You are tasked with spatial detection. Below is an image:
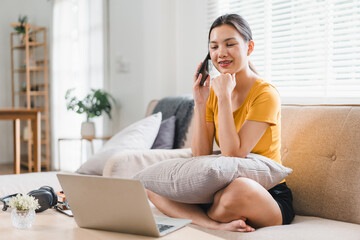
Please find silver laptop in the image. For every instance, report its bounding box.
[57,174,192,237]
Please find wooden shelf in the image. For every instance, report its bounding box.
[36,60,46,65]
[15,108,45,112]
[13,67,44,72]
[20,157,49,169]
[21,138,48,144]
[11,23,44,31]
[16,91,47,96]
[11,23,50,172]
[12,42,45,49]
[24,83,46,89]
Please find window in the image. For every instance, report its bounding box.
[207,0,360,103]
[52,0,106,171]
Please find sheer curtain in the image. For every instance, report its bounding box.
[52,0,106,171]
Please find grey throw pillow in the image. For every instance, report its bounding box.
[134,153,292,204]
[151,116,176,149]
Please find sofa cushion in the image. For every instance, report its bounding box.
[149,203,360,240]
[281,105,360,225]
[134,153,292,204]
[76,112,162,175]
[152,96,194,149]
[102,148,193,178]
[145,99,194,148]
[190,215,360,240]
[151,116,176,149]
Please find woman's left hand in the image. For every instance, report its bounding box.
[212,73,236,100]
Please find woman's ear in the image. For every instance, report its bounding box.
[247,40,254,56]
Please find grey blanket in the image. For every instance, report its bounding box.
[152,95,194,148]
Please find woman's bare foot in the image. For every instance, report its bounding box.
[217,218,255,232]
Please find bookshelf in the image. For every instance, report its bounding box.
[10,23,50,171]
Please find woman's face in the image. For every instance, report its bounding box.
[209,24,251,75]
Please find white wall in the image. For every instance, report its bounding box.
[0,0,53,164]
[174,0,209,95]
[108,0,146,132]
[108,0,208,132]
[0,0,207,164]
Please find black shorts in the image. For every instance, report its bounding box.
[268,182,295,225]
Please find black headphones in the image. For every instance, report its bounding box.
[0,186,58,213]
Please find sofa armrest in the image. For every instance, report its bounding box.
[102,148,193,178]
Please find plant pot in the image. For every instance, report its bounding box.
[18,33,26,44]
[11,209,36,229]
[81,122,95,139]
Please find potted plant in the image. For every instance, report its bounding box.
[8,194,40,229]
[13,15,28,44]
[65,88,116,138]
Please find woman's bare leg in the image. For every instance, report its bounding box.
[207,177,282,229]
[146,189,255,232]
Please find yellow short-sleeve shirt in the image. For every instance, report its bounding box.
[206,79,282,165]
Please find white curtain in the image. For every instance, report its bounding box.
[52,0,106,171]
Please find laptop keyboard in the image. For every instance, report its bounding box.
[157,224,174,232]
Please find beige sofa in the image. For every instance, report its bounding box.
[1,100,360,240]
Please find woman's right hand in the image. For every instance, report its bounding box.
[192,62,211,105]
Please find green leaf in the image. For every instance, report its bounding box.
[64,88,116,121]
[14,15,27,34]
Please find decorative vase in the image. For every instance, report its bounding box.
[18,33,26,44]
[11,209,36,229]
[81,121,95,139]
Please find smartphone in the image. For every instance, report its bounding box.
[197,53,210,86]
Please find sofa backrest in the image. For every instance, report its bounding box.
[147,100,360,224]
[281,104,360,225]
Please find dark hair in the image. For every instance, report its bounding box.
[209,14,258,74]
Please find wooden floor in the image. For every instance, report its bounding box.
[0,163,51,175]
[0,163,35,175]
[0,163,13,175]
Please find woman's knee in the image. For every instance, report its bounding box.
[207,178,259,222]
[209,178,283,227]
[218,177,260,210]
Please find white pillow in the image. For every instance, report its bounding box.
[76,112,162,175]
[134,153,292,204]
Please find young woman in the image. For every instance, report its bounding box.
[147,14,295,232]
